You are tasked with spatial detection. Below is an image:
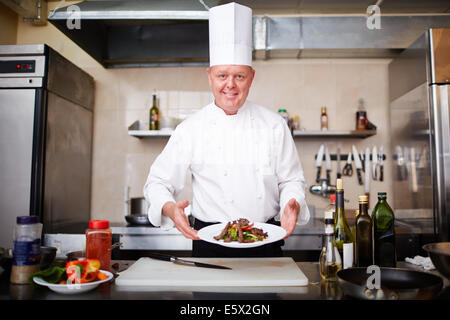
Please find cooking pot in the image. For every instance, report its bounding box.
[130,197,149,215]
[423,242,450,280]
[337,267,443,300]
[125,197,152,225]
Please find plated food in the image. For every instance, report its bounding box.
[213,218,268,243]
[198,220,286,248]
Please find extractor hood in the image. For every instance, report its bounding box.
[48,0,450,68]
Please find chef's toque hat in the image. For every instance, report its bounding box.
[208,2,253,67]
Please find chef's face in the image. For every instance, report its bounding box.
[207,65,255,115]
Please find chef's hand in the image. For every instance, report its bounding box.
[162,200,200,240]
[281,198,300,239]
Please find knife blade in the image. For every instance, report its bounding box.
[395,145,404,180]
[352,145,363,185]
[325,144,332,183]
[147,253,232,270]
[378,145,384,181]
[315,144,325,183]
[365,147,371,194]
[372,145,378,180]
[336,147,342,179]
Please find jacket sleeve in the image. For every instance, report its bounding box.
[274,121,310,225]
[143,125,191,229]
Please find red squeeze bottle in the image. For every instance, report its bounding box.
[86,220,112,271]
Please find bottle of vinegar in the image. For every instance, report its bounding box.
[334,179,354,269]
[356,195,373,267]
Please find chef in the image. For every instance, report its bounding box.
[144,2,310,257]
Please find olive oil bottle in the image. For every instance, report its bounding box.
[373,192,396,267]
[356,195,373,267]
[334,179,354,269]
[149,94,160,130]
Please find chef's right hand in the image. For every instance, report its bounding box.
[162,200,200,240]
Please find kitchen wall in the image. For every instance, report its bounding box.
[11,2,393,224]
[0,3,18,44]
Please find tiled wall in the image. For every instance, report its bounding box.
[11,2,393,224]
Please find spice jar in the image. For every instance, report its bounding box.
[356,111,368,130]
[86,220,112,271]
[10,216,42,284]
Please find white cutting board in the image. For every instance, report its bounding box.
[115,257,308,287]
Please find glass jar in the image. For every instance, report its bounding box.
[356,110,368,130]
[86,220,112,271]
[10,216,42,284]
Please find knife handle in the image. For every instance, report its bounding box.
[357,169,363,185]
[380,166,384,181]
[316,167,321,183]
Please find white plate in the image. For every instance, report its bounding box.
[33,270,113,295]
[198,222,286,248]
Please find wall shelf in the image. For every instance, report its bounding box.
[128,121,376,139]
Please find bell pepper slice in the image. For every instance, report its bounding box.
[66,259,101,284]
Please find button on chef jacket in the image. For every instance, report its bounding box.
[144,100,310,230]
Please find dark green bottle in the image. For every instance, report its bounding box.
[356,195,373,267]
[373,192,396,267]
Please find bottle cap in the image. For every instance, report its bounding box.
[358,195,369,203]
[378,192,387,199]
[336,179,343,190]
[16,216,39,225]
[330,194,336,203]
[89,220,109,229]
[278,109,287,113]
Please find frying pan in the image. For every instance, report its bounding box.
[125,214,152,226]
[337,267,443,300]
[423,242,450,279]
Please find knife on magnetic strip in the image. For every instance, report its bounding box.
[147,253,232,270]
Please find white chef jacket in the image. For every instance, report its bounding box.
[143,100,310,230]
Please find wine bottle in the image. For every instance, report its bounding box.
[356,195,373,267]
[319,210,342,281]
[149,94,160,130]
[334,179,354,269]
[373,192,396,267]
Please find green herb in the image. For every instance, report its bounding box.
[29,266,66,285]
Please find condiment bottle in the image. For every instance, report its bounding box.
[10,216,42,284]
[86,220,112,271]
[334,179,354,269]
[319,210,342,281]
[278,108,289,124]
[320,106,328,131]
[356,195,373,267]
[149,93,160,130]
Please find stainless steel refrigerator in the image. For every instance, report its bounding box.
[0,44,95,249]
[389,28,450,242]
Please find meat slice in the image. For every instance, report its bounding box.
[237,224,244,243]
[214,222,231,240]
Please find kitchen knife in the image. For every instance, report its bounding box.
[147,253,232,270]
[360,150,365,172]
[315,144,325,183]
[372,145,378,180]
[365,147,371,194]
[410,147,418,193]
[378,145,384,181]
[336,147,342,179]
[396,146,404,180]
[352,145,363,185]
[325,144,332,183]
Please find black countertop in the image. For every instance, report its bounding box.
[1,260,448,301]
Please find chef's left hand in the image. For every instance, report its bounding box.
[281,198,300,239]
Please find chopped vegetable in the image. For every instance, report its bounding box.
[29,266,66,284]
[66,259,101,284]
[213,219,268,243]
